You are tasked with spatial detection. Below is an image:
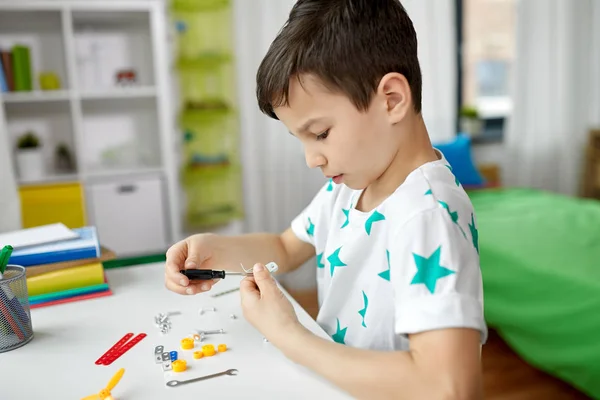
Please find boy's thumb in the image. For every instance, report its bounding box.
[252,263,275,291]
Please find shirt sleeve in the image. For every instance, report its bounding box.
[290,181,333,246]
[389,206,487,343]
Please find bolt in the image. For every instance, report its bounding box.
[200,329,224,335]
[199,307,216,316]
[230,314,237,320]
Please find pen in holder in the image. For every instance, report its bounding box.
[0,265,34,352]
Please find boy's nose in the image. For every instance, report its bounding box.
[305,151,326,169]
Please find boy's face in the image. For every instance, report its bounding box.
[273,75,402,190]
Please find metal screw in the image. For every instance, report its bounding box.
[199,307,216,316]
[230,314,237,320]
[263,337,269,343]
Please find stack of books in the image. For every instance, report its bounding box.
[1,223,115,309]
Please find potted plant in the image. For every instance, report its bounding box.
[15,131,44,181]
[459,106,483,137]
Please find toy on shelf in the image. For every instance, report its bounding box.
[81,368,125,400]
[115,69,137,86]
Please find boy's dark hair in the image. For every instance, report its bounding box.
[256,0,422,120]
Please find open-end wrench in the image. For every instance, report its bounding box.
[166,369,238,387]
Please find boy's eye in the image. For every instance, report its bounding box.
[316,130,330,141]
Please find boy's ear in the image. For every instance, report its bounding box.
[377,72,412,124]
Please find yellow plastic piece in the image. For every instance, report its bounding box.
[202,344,216,357]
[217,344,227,352]
[193,351,204,359]
[172,359,187,372]
[19,182,87,229]
[181,338,195,350]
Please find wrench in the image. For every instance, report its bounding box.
[166,369,238,387]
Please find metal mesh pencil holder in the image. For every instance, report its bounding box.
[0,265,34,352]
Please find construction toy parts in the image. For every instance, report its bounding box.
[193,351,204,359]
[154,345,164,363]
[166,369,238,387]
[181,338,194,350]
[189,328,225,342]
[218,344,227,352]
[170,351,178,361]
[95,333,146,365]
[198,306,216,315]
[155,311,180,334]
[81,368,125,400]
[181,261,279,281]
[202,344,216,356]
[211,287,240,298]
[172,359,187,372]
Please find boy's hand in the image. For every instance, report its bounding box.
[164,233,221,295]
[240,263,302,345]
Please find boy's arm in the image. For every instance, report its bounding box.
[280,326,482,400]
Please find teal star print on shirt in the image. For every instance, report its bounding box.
[341,203,351,229]
[306,217,315,237]
[358,291,369,328]
[316,252,325,269]
[469,213,479,253]
[410,246,455,294]
[378,249,391,281]
[332,318,347,344]
[327,179,334,191]
[327,247,347,276]
[438,200,459,223]
[438,200,467,238]
[365,210,385,235]
[446,165,461,186]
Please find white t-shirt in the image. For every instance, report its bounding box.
[291,152,488,351]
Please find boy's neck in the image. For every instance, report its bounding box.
[356,114,438,212]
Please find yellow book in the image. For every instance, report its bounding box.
[26,262,104,297]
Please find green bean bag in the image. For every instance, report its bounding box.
[469,188,600,399]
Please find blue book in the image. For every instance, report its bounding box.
[0,56,7,93]
[8,227,101,267]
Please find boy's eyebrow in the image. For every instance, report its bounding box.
[290,118,322,136]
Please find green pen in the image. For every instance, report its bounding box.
[0,245,13,275]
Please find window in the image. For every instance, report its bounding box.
[456,0,517,143]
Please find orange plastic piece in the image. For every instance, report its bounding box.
[172,359,187,372]
[193,351,204,359]
[202,344,216,357]
[218,344,227,352]
[181,338,194,350]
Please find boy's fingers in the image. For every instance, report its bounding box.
[251,263,277,295]
[240,277,260,301]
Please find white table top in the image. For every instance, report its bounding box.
[0,262,352,399]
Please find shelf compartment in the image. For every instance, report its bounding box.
[5,101,78,181]
[81,97,162,175]
[177,55,236,109]
[180,108,239,168]
[71,10,155,91]
[182,164,243,228]
[171,2,233,60]
[0,10,69,92]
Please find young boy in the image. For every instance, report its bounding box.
[165,0,487,398]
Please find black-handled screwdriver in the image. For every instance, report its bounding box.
[180,269,246,281]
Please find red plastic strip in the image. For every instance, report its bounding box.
[100,333,147,365]
[95,333,133,365]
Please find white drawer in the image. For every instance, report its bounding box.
[87,177,168,257]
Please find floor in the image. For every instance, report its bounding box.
[286,288,592,400]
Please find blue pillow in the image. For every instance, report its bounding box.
[433,134,486,187]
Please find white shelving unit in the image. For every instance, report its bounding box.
[0,1,181,257]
